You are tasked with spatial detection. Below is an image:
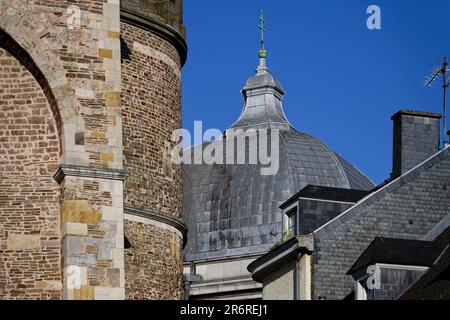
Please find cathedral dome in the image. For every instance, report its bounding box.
[183,56,374,261]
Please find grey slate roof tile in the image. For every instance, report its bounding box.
[183,56,375,262]
[183,130,375,262]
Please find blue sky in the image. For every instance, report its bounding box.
[182,0,450,185]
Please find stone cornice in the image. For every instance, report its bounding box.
[124,204,188,247]
[120,7,187,67]
[53,165,125,184]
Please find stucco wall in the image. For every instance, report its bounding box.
[262,260,295,300]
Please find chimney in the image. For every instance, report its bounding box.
[391,110,441,179]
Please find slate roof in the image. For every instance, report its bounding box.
[183,56,375,262]
[399,225,450,300]
[280,185,372,210]
[347,237,447,275]
[312,145,450,299]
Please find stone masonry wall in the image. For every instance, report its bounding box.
[124,217,184,300]
[121,20,184,299]
[1,0,125,300]
[1,0,185,300]
[0,48,61,299]
[313,148,450,300]
[121,21,182,218]
[0,1,123,169]
[121,0,186,37]
[60,177,125,300]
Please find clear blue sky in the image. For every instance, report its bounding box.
[182,0,450,185]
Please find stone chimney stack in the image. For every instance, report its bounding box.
[391,110,441,179]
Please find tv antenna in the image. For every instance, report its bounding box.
[425,57,450,146]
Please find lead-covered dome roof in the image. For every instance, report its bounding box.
[183,56,374,261]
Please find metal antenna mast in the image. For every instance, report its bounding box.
[425,57,450,146]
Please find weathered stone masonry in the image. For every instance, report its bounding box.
[124,216,184,300]
[0,47,61,299]
[121,21,182,217]
[0,0,124,300]
[0,0,187,300]
[120,1,187,300]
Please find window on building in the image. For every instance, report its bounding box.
[286,208,297,239]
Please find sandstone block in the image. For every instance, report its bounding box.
[35,280,62,290]
[64,222,88,236]
[7,234,40,250]
[101,152,114,162]
[107,31,120,38]
[62,201,102,225]
[105,92,121,107]
[99,48,113,59]
[73,285,95,300]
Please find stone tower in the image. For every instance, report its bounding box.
[120,0,187,300]
[0,0,186,300]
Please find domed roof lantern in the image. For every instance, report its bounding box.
[228,11,291,132]
[183,11,375,262]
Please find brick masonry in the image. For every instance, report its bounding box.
[121,0,185,38]
[313,148,450,300]
[124,217,184,300]
[0,48,62,299]
[121,21,182,217]
[0,0,123,170]
[0,0,186,300]
[262,260,295,300]
[0,0,125,300]
[121,19,184,299]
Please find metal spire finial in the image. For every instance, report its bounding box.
[258,10,267,59]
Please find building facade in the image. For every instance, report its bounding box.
[0,0,187,300]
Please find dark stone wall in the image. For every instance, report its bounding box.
[313,148,450,300]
